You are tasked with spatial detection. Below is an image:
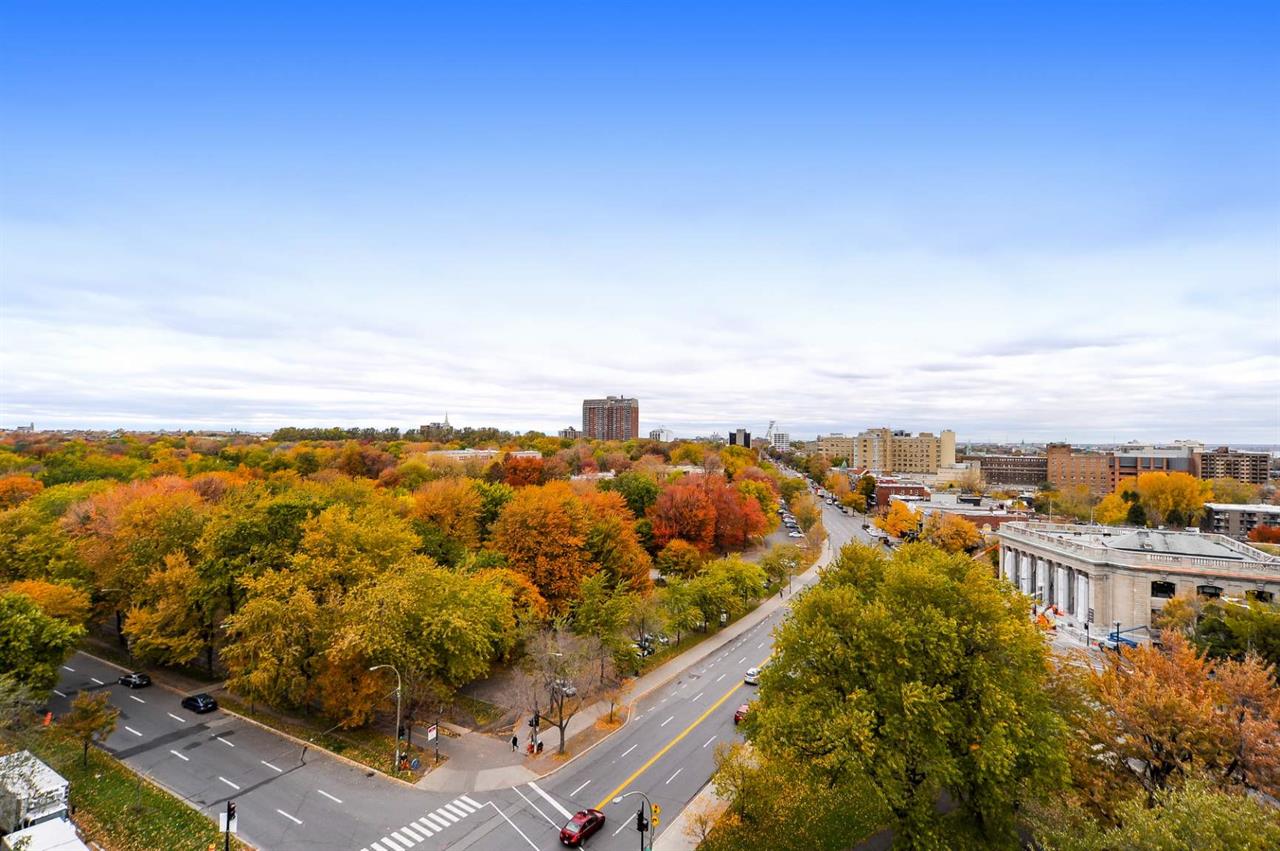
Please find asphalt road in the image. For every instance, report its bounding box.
[48,483,873,851]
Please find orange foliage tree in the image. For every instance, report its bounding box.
[491,482,595,610]
[412,477,483,547]
[503,456,546,487]
[0,474,43,509]
[4,578,91,625]
[648,478,717,552]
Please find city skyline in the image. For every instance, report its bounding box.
[2,3,1277,441]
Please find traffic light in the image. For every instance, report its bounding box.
[227,801,236,820]
[635,807,648,832]
[651,804,661,816]
[529,712,539,728]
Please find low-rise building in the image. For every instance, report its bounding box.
[997,522,1280,634]
[890,492,1029,531]
[1201,503,1280,541]
[874,478,931,509]
[1109,442,1201,491]
[559,426,580,440]
[648,428,674,443]
[964,453,1048,487]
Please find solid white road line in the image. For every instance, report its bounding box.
[510,787,555,827]
[666,768,683,784]
[703,735,717,748]
[90,677,104,685]
[570,779,591,796]
[63,666,75,672]
[529,780,574,819]
[125,726,142,736]
[692,692,704,701]
[482,801,539,851]
[129,695,145,703]
[262,760,282,772]
[53,689,67,698]
[613,820,631,836]
[660,715,674,727]
[620,743,638,758]
[216,736,234,747]
[317,789,342,804]
[461,795,483,809]
[169,749,189,761]
[277,809,303,825]
[715,673,727,682]
[168,712,185,722]
[219,776,240,790]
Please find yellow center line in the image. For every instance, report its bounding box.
[594,654,772,812]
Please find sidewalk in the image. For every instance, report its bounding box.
[417,536,837,793]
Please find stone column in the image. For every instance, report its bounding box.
[1055,564,1068,611]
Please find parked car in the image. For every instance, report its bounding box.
[733,703,750,724]
[560,808,606,847]
[553,678,577,697]
[744,667,760,685]
[117,672,151,689]
[788,531,804,538]
[180,693,218,714]
[631,643,655,658]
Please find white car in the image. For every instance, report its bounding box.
[744,667,760,685]
[788,531,804,538]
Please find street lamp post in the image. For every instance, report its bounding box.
[369,664,402,772]
[613,791,654,851]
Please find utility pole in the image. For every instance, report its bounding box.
[224,800,235,851]
[369,664,403,771]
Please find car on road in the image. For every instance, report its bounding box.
[733,703,750,724]
[788,531,804,538]
[744,667,760,685]
[117,672,151,689]
[180,693,218,714]
[560,808,605,846]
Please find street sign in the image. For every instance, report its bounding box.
[425,724,438,743]
[218,814,238,834]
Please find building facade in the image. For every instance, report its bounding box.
[582,396,640,441]
[1200,446,1271,485]
[1108,443,1201,491]
[1046,443,1112,493]
[728,428,752,447]
[648,428,674,443]
[997,522,1280,634]
[769,431,791,452]
[558,426,580,440]
[1201,503,1280,541]
[813,433,855,463]
[965,453,1049,487]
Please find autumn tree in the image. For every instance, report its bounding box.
[0,592,85,693]
[758,544,806,588]
[0,474,43,509]
[745,542,1069,847]
[1092,491,1129,525]
[125,552,212,670]
[706,476,768,552]
[1208,476,1261,505]
[648,478,716,552]
[581,490,653,592]
[655,539,703,579]
[875,500,921,539]
[491,482,595,609]
[598,472,661,519]
[921,513,983,553]
[1133,471,1212,527]
[4,579,90,625]
[59,690,120,767]
[572,572,634,683]
[222,568,326,711]
[412,476,484,548]
[789,493,821,533]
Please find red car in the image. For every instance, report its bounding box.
[733,703,750,724]
[560,808,605,846]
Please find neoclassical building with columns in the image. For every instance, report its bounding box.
[996,522,1280,633]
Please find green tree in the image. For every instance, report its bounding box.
[59,690,120,767]
[598,472,661,519]
[746,542,1068,848]
[572,572,633,683]
[655,539,703,578]
[0,592,85,694]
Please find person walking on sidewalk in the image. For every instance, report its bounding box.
[510,734,519,752]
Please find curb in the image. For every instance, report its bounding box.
[76,649,421,791]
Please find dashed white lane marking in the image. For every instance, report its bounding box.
[510,787,556,827]
[435,806,460,823]
[758,642,765,648]
[125,726,142,736]
[529,780,573,819]
[216,736,234,747]
[219,776,240,790]
[715,673,727,682]
[453,798,477,813]
[262,760,282,772]
[736,657,747,665]
[620,744,638,758]
[277,808,302,825]
[167,713,185,722]
[703,735,717,748]
[53,689,67,698]
[444,803,468,819]
[660,715,674,727]
[90,677,104,685]
[571,779,591,796]
[461,795,483,809]
[62,666,75,672]
[129,695,145,703]
[666,767,684,784]
[169,749,189,761]
[317,789,342,803]
[692,692,704,701]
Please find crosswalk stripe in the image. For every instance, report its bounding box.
[400,825,423,841]
[443,803,467,818]
[451,798,476,813]
[390,830,414,846]
[436,807,460,823]
[369,843,388,851]
[425,813,450,830]
[380,837,404,851]
[460,795,483,809]
[414,818,435,835]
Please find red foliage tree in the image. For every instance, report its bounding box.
[503,456,546,487]
[1249,526,1280,544]
[648,478,716,552]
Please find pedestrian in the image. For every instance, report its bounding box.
[301,745,308,764]
[511,734,519,752]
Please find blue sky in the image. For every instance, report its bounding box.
[2,2,1277,442]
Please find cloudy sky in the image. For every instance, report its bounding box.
[2,3,1277,442]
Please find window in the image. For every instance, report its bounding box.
[1150,581,1176,599]
[1246,590,1274,604]
[1196,585,1223,599]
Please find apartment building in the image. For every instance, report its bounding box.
[582,396,640,441]
[813,433,855,463]
[1201,503,1280,541]
[1200,446,1271,485]
[850,428,957,475]
[769,431,790,452]
[964,453,1049,487]
[1046,443,1112,493]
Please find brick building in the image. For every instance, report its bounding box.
[1046,443,1112,494]
[965,454,1049,487]
[582,396,640,441]
[1200,446,1271,485]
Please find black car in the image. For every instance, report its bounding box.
[117,672,152,689]
[181,693,218,713]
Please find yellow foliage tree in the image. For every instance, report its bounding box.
[1093,492,1130,526]
[922,514,983,553]
[875,501,921,539]
[5,579,91,625]
[1134,472,1212,527]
